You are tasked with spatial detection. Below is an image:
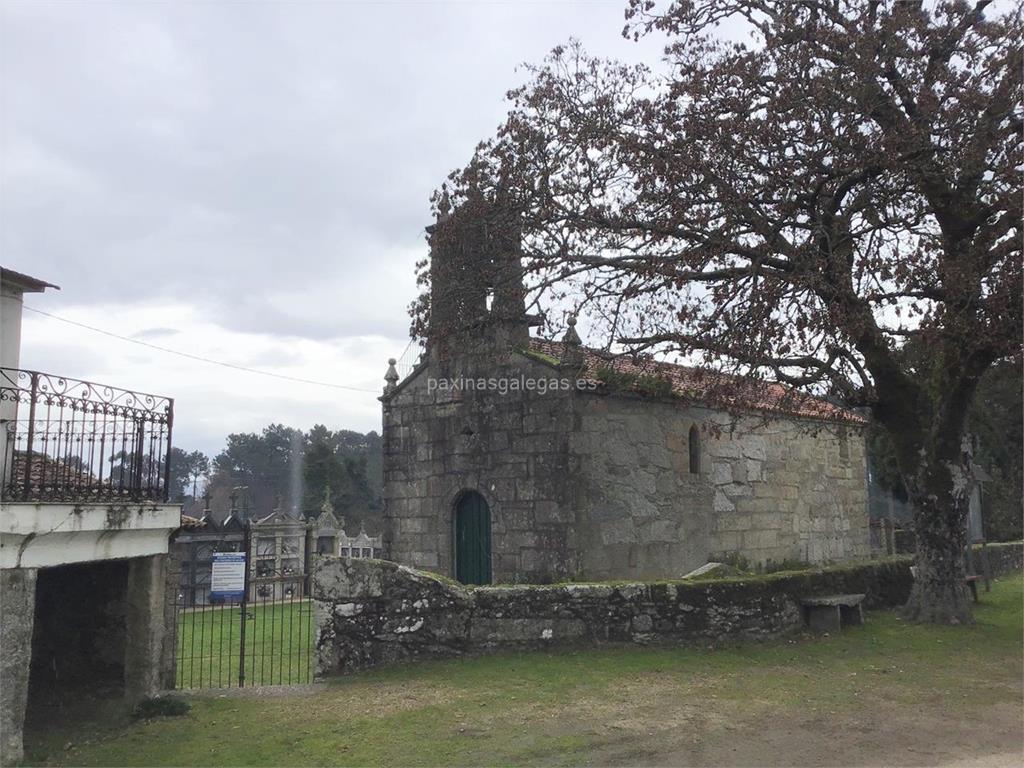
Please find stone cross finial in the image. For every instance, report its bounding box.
[384,358,400,394]
[560,315,585,368]
[563,315,582,347]
[321,484,334,515]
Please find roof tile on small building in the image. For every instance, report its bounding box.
[1,266,60,293]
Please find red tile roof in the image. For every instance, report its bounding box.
[528,338,865,424]
[7,451,95,490]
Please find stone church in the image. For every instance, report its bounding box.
[381,210,871,585]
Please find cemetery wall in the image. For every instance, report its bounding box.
[312,544,1022,675]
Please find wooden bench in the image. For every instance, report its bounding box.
[801,593,866,633]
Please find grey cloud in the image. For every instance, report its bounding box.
[3,2,662,320]
[2,0,671,443]
[133,327,180,340]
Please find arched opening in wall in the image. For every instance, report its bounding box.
[688,425,701,474]
[454,491,492,585]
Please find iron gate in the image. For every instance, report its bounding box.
[170,521,315,689]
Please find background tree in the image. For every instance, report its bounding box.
[185,450,210,500]
[107,449,174,498]
[426,0,1021,622]
[207,424,382,527]
[302,425,380,524]
[964,357,1022,542]
[165,447,190,502]
[210,424,304,518]
[870,348,1022,543]
[162,447,210,505]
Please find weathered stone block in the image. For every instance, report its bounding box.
[396,517,428,535]
[534,500,570,524]
[637,518,678,544]
[1,568,36,766]
[713,489,736,512]
[711,461,733,484]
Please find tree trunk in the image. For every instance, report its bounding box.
[899,488,973,624]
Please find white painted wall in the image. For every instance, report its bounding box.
[0,502,180,569]
[0,281,24,370]
[1,273,30,485]
[0,271,181,572]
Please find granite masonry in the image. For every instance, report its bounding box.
[382,208,871,584]
[311,544,1024,676]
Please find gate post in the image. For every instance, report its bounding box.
[162,548,183,689]
[237,519,252,687]
[125,555,168,704]
[304,522,314,597]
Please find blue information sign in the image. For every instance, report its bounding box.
[210,552,246,601]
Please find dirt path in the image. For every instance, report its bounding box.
[584,699,1023,767]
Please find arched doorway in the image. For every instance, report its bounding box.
[454,491,492,585]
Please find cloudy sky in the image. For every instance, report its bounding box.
[1,1,674,458]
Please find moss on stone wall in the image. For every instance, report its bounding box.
[594,366,675,398]
[312,545,1023,676]
[519,349,561,367]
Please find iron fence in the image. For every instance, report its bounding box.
[172,584,314,688]
[0,367,173,503]
[170,523,315,689]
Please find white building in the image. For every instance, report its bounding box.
[0,267,180,765]
[339,525,383,559]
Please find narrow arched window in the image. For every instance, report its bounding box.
[688,425,701,474]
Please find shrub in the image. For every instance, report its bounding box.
[133,696,191,720]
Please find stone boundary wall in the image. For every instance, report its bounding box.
[980,541,1023,574]
[311,542,1023,676]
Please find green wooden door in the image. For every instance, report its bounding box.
[455,492,492,585]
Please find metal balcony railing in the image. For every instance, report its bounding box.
[0,368,173,503]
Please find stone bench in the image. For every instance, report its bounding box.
[801,593,866,633]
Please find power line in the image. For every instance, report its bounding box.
[23,305,382,394]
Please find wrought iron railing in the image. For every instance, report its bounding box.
[0,368,173,503]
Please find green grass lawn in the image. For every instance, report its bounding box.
[24,575,1023,767]
[175,599,313,689]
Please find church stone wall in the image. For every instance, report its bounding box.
[383,351,581,583]
[570,396,713,580]
[704,414,871,566]
[383,352,871,584]
[568,396,870,580]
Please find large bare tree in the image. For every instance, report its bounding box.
[423,0,1022,622]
